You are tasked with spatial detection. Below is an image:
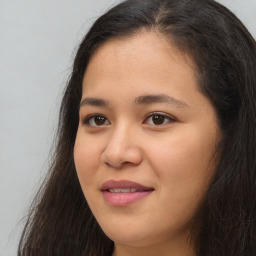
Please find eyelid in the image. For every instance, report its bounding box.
[82,113,110,126]
[81,112,176,127]
[143,112,176,125]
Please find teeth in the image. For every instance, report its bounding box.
[108,188,138,193]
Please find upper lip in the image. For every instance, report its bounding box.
[101,179,154,191]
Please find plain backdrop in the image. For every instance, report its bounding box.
[0,1,255,255]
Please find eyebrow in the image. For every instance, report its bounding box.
[80,98,110,108]
[79,94,189,108]
[134,94,189,108]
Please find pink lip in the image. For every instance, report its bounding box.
[101,180,154,206]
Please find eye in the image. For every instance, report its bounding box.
[83,114,110,127]
[144,113,175,125]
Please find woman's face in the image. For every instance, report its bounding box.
[74,32,220,253]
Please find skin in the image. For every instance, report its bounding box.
[74,32,220,256]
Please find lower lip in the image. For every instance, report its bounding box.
[102,190,153,206]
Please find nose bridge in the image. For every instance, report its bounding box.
[110,120,132,145]
[101,120,142,168]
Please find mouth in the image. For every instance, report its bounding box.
[101,180,154,206]
[108,188,149,193]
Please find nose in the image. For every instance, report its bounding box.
[101,124,143,169]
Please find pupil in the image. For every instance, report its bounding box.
[95,116,105,125]
[152,115,164,125]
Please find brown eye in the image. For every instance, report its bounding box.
[94,116,106,125]
[83,115,110,127]
[152,115,165,125]
[144,113,175,126]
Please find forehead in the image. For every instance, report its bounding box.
[82,32,197,95]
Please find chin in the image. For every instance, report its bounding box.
[107,231,157,248]
[99,220,180,249]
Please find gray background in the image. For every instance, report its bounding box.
[0,1,255,255]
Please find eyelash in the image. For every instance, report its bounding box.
[82,112,176,127]
[82,114,110,127]
[144,112,176,125]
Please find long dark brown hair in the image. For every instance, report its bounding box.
[18,0,256,255]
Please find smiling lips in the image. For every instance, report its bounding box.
[101,180,154,206]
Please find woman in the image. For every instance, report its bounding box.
[18,0,256,255]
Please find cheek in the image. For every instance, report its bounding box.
[145,125,218,196]
[146,131,217,228]
[73,135,101,188]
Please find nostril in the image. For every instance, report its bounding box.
[104,160,134,169]
[104,160,122,169]
[104,162,112,168]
